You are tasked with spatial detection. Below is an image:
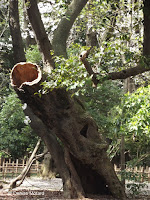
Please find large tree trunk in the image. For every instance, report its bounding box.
[11,0,126,198]
[10,63,84,198]
[10,62,127,199]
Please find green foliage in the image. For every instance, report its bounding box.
[119,169,148,196]
[25,45,42,65]
[0,72,10,101]
[121,169,148,196]
[122,86,150,138]
[38,0,68,34]
[42,44,88,92]
[0,92,38,159]
[81,80,123,135]
[41,44,123,136]
[121,169,148,183]
[111,86,150,165]
[127,182,147,197]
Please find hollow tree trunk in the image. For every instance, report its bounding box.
[10,62,127,199]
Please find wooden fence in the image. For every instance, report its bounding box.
[0,158,150,182]
[0,158,42,179]
[114,165,150,182]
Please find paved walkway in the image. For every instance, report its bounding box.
[13,178,150,196]
[13,177,63,191]
[1,177,150,196]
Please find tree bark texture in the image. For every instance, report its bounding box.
[143,0,150,56]
[52,0,89,57]
[10,63,126,199]
[23,105,78,198]
[24,0,55,72]
[80,50,150,86]
[40,147,57,178]
[23,1,36,48]
[9,0,26,64]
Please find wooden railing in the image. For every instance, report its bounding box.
[114,165,150,182]
[0,158,42,179]
[0,158,150,182]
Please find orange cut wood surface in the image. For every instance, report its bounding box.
[11,63,40,88]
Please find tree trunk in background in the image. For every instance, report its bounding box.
[121,78,136,187]
[143,0,150,56]
[40,147,57,178]
[120,135,125,188]
[124,78,136,94]
[23,1,36,48]
[52,0,89,57]
[24,0,55,73]
[9,0,26,64]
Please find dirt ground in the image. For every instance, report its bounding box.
[0,177,150,200]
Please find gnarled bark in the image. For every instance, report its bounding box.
[40,147,57,178]
[10,62,127,199]
[23,105,80,198]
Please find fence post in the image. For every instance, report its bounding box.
[12,160,15,178]
[36,160,39,172]
[2,161,5,179]
[5,161,8,180]
[16,159,18,174]
[22,159,25,167]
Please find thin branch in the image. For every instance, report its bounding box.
[80,48,99,86]
[107,65,150,80]
[9,139,42,189]
[80,50,150,84]
[35,151,49,160]
[0,150,11,157]
[0,8,9,38]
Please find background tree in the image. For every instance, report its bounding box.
[0,92,39,159]
[9,0,26,63]
[112,86,150,167]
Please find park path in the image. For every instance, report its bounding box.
[16,178,150,196]
[0,178,150,199]
[15,177,63,191]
